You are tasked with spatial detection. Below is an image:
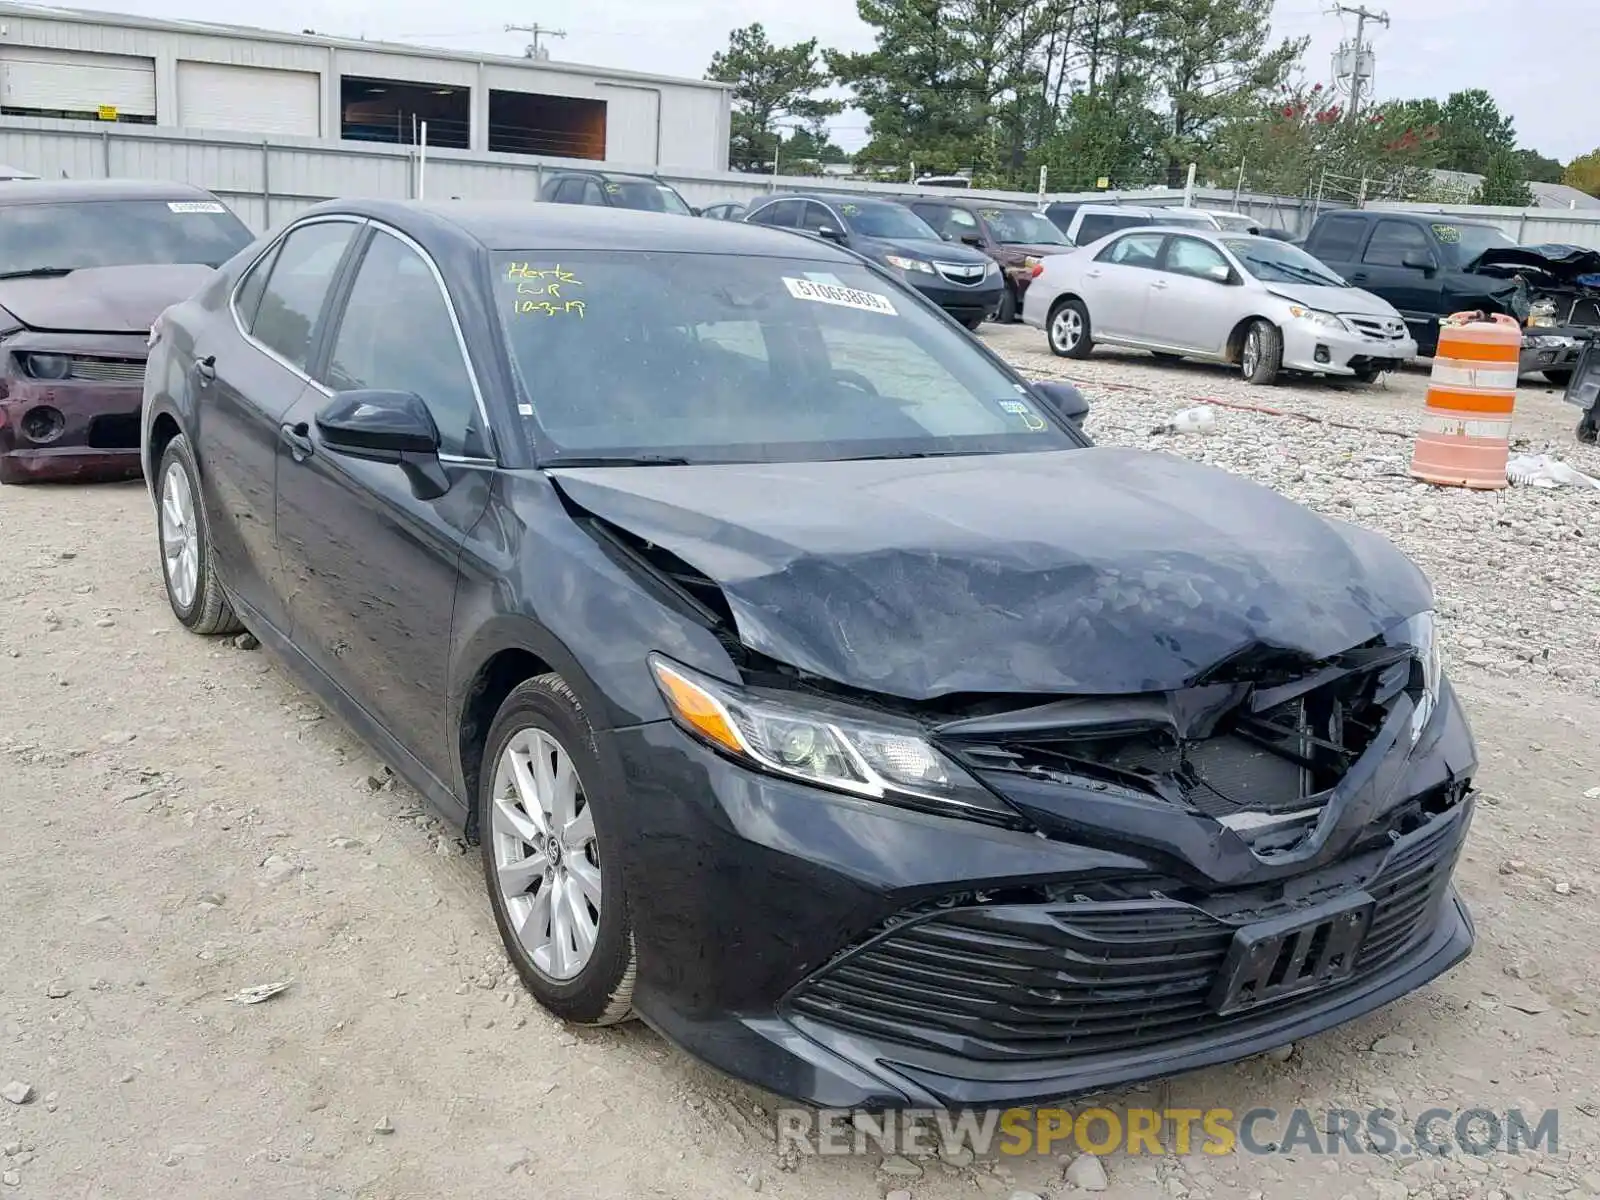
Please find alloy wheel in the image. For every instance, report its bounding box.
[1242,328,1261,379]
[160,460,200,611]
[490,727,603,981]
[1052,308,1082,352]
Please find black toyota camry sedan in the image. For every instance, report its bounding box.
[140,200,1476,1110]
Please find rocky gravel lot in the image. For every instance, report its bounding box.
[2,326,1599,1200]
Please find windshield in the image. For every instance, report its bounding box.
[1440,222,1516,262]
[0,198,253,273]
[1222,237,1348,287]
[980,208,1068,245]
[494,251,1078,464]
[839,202,940,241]
[607,180,693,215]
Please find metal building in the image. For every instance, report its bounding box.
[0,2,732,170]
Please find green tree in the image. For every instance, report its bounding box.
[706,23,842,170]
[1435,88,1515,174]
[1564,148,1600,198]
[1143,0,1305,185]
[1514,148,1564,184]
[1472,148,1534,206]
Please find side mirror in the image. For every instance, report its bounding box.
[689,206,702,217]
[940,230,955,241]
[1031,380,1090,428]
[816,224,846,243]
[960,233,985,247]
[1402,251,1437,275]
[315,389,450,500]
[1204,263,1232,284]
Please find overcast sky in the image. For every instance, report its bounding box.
[80,0,1600,163]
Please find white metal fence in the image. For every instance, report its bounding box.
[2,114,1599,250]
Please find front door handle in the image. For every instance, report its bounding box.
[1348,271,1368,282]
[194,355,216,384]
[279,421,314,463]
[1084,270,1102,279]
[1151,279,1170,290]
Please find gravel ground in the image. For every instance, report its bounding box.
[2,329,1599,1200]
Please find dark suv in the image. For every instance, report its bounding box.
[743,192,1002,329]
[909,198,1073,323]
[540,170,696,217]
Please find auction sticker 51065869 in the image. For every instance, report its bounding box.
[783,277,897,316]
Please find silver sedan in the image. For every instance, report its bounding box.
[1020,227,1418,385]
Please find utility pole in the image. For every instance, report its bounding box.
[505,22,566,61]
[1330,4,1388,124]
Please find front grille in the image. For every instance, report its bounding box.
[1341,315,1407,341]
[933,261,987,287]
[69,356,146,384]
[787,805,1466,1064]
[943,649,1412,822]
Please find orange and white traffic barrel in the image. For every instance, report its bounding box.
[1408,311,1520,490]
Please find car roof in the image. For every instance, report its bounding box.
[759,192,907,211]
[909,196,1034,212]
[298,198,866,258]
[0,178,223,207]
[548,168,668,184]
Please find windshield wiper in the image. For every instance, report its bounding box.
[0,266,76,281]
[1265,263,1342,287]
[543,454,694,468]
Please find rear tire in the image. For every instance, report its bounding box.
[1240,320,1283,385]
[481,673,636,1027]
[157,434,243,636]
[1048,298,1093,359]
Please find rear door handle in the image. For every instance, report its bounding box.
[279,422,314,462]
[1151,279,1170,290]
[194,355,216,384]
[1085,269,1102,279]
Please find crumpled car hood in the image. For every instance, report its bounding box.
[551,448,1433,701]
[1264,282,1404,319]
[0,263,216,333]
[1470,243,1600,284]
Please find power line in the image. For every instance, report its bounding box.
[504,22,566,61]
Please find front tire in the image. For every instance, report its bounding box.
[1048,298,1093,359]
[1240,320,1283,385]
[962,315,985,332]
[157,435,242,635]
[1543,368,1574,388]
[998,282,1018,323]
[480,673,635,1026]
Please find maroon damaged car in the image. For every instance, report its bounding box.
[909,197,1073,323]
[0,179,253,484]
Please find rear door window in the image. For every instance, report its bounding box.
[249,220,359,373]
[1310,216,1367,261]
[1098,232,1165,267]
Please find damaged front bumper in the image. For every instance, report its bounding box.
[608,674,1477,1110]
[1281,322,1417,377]
[0,333,148,484]
[1519,329,1590,379]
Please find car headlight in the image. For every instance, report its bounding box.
[983,259,999,277]
[648,655,1020,824]
[1287,305,1348,332]
[1390,611,1441,743]
[1023,256,1042,269]
[883,254,934,274]
[20,352,72,380]
[1527,297,1558,328]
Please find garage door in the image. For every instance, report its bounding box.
[0,47,156,118]
[176,61,320,137]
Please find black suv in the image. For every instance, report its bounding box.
[743,192,1002,329]
[540,170,696,217]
